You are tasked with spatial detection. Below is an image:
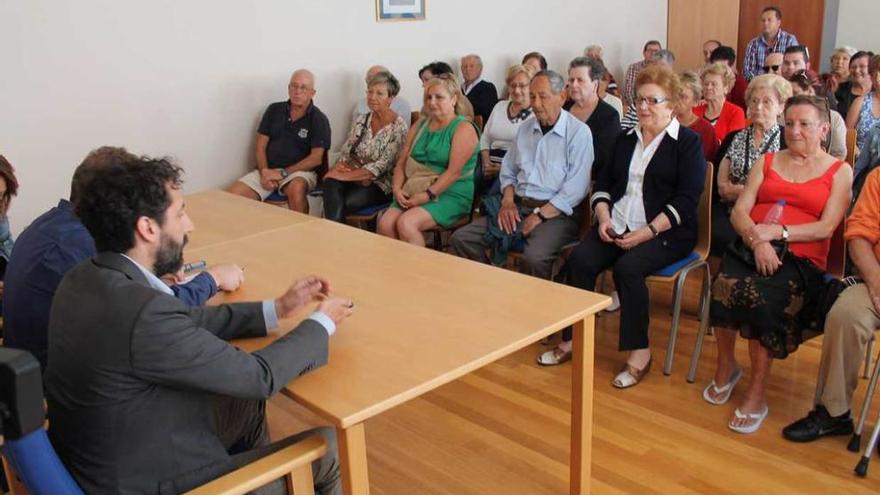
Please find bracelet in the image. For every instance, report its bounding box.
[426,188,437,201]
[648,223,659,237]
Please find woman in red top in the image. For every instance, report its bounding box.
[694,63,746,143]
[676,71,719,163]
[704,95,852,434]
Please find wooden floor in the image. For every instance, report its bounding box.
[267,271,880,494]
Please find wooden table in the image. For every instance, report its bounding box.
[186,195,610,495]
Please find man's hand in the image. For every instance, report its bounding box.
[521,214,542,237]
[207,264,245,292]
[260,169,282,190]
[497,199,520,234]
[274,276,332,319]
[317,297,355,326]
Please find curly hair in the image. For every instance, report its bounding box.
[77,156,184,253]
[636,65,684,106]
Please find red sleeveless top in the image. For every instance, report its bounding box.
[749,153,845,270]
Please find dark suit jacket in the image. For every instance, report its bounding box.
[591,125,707,251]
[45,252,329,495]
[564,99,622,180]
[464,80,498,126]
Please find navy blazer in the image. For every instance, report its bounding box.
[591,123,707,250]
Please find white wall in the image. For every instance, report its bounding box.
[0,0,666,234]
[835,0,880,53]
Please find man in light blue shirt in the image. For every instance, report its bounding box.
[450,70,594,279]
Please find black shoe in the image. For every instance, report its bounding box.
[783,405,854,442]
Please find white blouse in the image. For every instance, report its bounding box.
[479,100,532,156]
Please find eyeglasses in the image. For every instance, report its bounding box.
[288,84,313,92]
[762,64,781,72]
[634,95,668,107]
[509,83,529,90]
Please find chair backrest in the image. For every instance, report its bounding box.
[3,429,84,495]
[826,218,846,280]
[473,115,484,132]
[410,111,421,126]
[695,162,714,261]
[846,128,857,165]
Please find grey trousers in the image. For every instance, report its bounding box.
[449,214,579,279]
[162,398,341,495]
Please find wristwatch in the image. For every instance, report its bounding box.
[781,224,790,241]
[533,207,547,222]
[426,188,437,201]
[279,168,290,178]
[648,223,659,237]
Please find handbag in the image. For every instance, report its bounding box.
[401,121,440,197]
[725,237,788,268]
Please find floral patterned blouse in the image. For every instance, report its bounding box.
[337,112,407,193]
[723,124,782,185]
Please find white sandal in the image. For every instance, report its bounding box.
[702,367,743,405]
[536,346,571,366]
[728,406,769,434]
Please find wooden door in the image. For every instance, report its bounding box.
[737,0,825,74]
[668,0,741,71]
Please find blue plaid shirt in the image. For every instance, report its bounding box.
[742,29,799,80]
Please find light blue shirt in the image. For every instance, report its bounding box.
[120,255,335,335]
[499,111,594,215]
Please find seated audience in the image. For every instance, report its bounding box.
[836,51,874,121]
[853,126,880,200]
[419,61,454,87]
[713,74,790,257]
[694,62,747,142]
[845,54,880,151]
[703,40,722,64]
[378,74,479,245]
[563,56,621,178]
[585,44,619,96]
[227,69,330,212]
[710,46,748,110]
[823,46,856,94]
[676,71,719,163]
[621,49,676,130]
[781,46,838,110]
[762,52,784,76]
[323,71,408,223]
[450,70,593,278]
[522,52,548,73]
[479,64,536,190]
[623,40,663,108]
[351,65,411,130]
[789,72,847,160]
[2,147,243,369]
[460,54,499,125]
[783,166,880,443]
[46,155,352,494]
[705,95,852,434]
[538,66,707,385]
[742,5,799,80]
[0,155,18,269]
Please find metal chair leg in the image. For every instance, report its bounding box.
[855,405,880,476]
[849,345,880,452]
[687,263,711,383]
[664,266,694,376]
[866,338,876,379]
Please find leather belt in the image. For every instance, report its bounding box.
[514,196,547,209]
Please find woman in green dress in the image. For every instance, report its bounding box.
[378,74,479,246]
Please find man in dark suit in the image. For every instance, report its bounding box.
[461,54,498,125]
[45,156,352,494]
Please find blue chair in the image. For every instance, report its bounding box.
[0,348,327,495]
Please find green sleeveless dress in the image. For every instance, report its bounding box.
[391,115,478,227]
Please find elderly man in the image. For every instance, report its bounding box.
[460,54,498,125]
[228,69,331,213]
[450,70,593,279]
[703,40,722,64]
[762,51,784,76]
[782,167,880,443]
[710,46,748,110]
[623,40,662,108]
[742,6,800,80]
[351,64,411,129]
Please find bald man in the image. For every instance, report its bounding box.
[228,69,331,212]
[351,65,411,129]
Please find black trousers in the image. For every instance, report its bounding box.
[563,227,691,351]
[162,398,341,495]
[322,178,388,223]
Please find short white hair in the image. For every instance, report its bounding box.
[461,54,483,69]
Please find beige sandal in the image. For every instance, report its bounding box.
[612,358,652,389]
[536,346,572,366]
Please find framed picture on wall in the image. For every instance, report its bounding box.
[376,0,425,21]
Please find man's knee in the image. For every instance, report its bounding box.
[284,178,309,198]
[825,287,877,343]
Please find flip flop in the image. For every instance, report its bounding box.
[703,367,743,405]
[728,406,769,434]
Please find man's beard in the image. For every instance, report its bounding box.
[154,232,188,277]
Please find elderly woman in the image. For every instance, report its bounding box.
[676,71,719,163]
[377,74,479,245]
[322,71,408,223]
[538,66,707,388]
[521,52,548,73]
[694,63,747,142]
[830,47,856,85]
[846,54,880,151]
[418,61,454,87]
[712,74,791,256]
[836,51,874,121]
[789,72,847,160]
[705,95,852,434]
[479,64,536,191]
[564,56,622,178]
[0,155,19,305]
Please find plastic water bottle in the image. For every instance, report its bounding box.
[763,199,785,225]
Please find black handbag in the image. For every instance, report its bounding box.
[726,237,788,268]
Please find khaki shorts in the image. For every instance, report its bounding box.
[237,169,318,200]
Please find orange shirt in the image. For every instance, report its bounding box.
[846,167,880,261]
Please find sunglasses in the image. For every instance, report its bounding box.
[762,64,781,72]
